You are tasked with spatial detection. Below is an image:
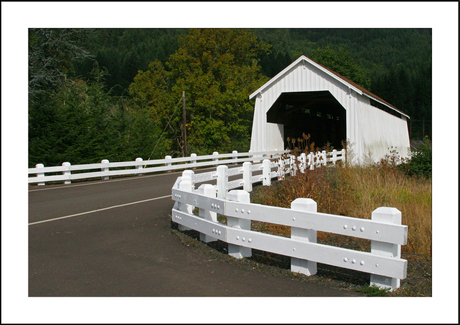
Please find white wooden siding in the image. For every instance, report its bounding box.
[249,55,410,162]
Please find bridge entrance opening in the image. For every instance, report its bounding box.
[267,91,346,151]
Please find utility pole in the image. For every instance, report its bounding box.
[182,91,187,157]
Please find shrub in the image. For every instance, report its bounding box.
[401,136,432,178]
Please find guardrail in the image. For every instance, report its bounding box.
[171,153,408,292]
[27,150,288,185]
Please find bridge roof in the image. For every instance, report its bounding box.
[250,55,409,119]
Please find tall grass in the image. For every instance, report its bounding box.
[251,140,432,257]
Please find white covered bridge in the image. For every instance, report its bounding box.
[249,55,411,163]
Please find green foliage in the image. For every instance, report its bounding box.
[29,28,432,167]
[355,285,390,297]
[29,28,95,104]
[75,28,188,96]
[29,66,124,166]
[400,136,432,178]
[128,28,270,156]
[315,45,371,89]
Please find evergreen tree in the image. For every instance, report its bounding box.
[129,28,270,156]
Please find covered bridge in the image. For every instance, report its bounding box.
[249,55,411,163]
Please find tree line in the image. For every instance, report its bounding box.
[29,28,432,168]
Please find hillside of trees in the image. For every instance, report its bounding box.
[29,28,432,167]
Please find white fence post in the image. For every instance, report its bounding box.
[36,163,45,186]
[277,157,285,180]
[321,150,327,166]
[290,155,297,176]
[341,149,346,163]
[197,184,218,243]
[332,149,338,165]
[101,159,109,180]
[370,207,403,291]
[262,159,271,186]
[232,150,238,164]
[177,171,194,231]
[135,157,143,176]
[165,155,172,172]
[242,161,252,192]
[227,190,252,258]
[182,169,195,190]
[290,198,318,276]
[190,153,197,165]
[62,162,71,184]
[213,151,219,165]
[299,153,306,173]
[216,165,228,199]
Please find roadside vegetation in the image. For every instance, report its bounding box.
[174,137,432,297]
[248,136,432,296]
[29,28,431,168]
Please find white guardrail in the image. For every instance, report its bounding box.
[28,150,289,185]
[28,149,346,186]
[171,151,408,292]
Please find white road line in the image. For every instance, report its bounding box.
[28,194,172,226]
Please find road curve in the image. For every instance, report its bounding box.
[29,169,362,297]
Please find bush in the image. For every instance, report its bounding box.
[401,136,432,178]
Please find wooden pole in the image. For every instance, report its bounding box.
[182,91,187,157]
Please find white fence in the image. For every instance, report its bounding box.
[27,148,346,186]
[27,150,289,185]
[171,153,408,292]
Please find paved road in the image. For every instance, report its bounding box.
[28,169,362,297]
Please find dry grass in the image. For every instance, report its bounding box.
[251,159,432,257]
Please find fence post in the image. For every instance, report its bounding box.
[332,149,338,165]
[36,163,45,186]
[299,153,306,173]
[262,159,271,186]
[165,155,172,172]
[242,161,252,192]
[182,169,195,190]
[277,157,285,180]
[232,150,238,164]
[216,165,228,199]
[341,149,346,164]
[197,184,218,243]
[62,162,71,184]
[290,155,297,176]
[227,190,252,259]
[309,152,315,170]
[190,153,197,166]
[101,159,109,180]
[370,207,402,291]
[177,171,194,231]
[213,151,219,166]
[321,150,327,166]
[290,198,318,276]
[135,157,143,176]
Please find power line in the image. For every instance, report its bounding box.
[146,96,183,163]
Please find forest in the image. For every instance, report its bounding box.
[28,28,432,167]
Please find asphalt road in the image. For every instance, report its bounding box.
[28,168,363,297]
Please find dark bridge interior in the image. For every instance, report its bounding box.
[267,91,346,150]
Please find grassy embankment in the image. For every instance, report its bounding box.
[248,136,431,296]
[251,135,432,257]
